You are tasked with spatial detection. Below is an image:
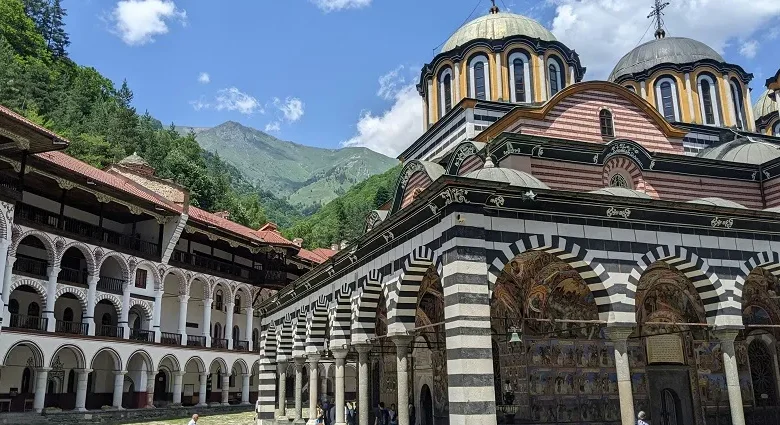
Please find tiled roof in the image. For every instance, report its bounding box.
[188,206,296,248]
[312,248,338,260]
[34,151,180,213]
[296,248,328,264]
[0,104,70,144]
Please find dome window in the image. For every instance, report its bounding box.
[509,51,531,103]
[697,74,721,126]
[655,77,681,121]
[609,173,629,189]
[468,55,490,101]
[547,57,564,97]
[439,68,453,116]
[729,79,746,130]
[773,123,780,137]
[599,109,615,138]
[625,85,636,93]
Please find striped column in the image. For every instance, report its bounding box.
[257,327,278,424]
[391,335,414,425]
[441,238,497,425]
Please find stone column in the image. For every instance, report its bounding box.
[85,275,98,336]
[258,359,279,424]
[198,372,208,406]
[607,326,635,425]
[245,306,254,351]
[715,329,746,425]
[294,357,306,423]
[355,344,371,425]
[33,367,50,413]
[495,52,503,101]
[1,255,15,325]
[307,355,321,425]
[226,301,235,350]
[684,73,695,122]
[44,266,60,332]
[640,81,647,100]
[119,282,131,339]
[112,370,127,409]
[221,374,230,406]
[537,53,547,101]
[392,335,413,425]
[242,373,251,404]
[152,288,163,342]
[453,62,461,101]
[723,73,737,126]
[146,371,156,408]
[333,348,349,425]
[172,371,184,406]
[202,297,213,347]
[277,360,288,417]
[177,295,189,345]
[74,368,91,412]
[0,239,8,329]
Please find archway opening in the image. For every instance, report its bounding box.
[97,256,126,295]
[58,247,89,286]
[96,299,121,337]
[2,342,43,412]
[54,292,86,335]
[13,235,50,279]
[126,351,153,409]
[89,349,121,409]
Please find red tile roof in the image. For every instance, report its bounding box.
[312,247,338,260]
[296,248,328,264]
[0,105,69,144]
[188,206,297,249]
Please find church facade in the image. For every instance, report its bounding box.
[256,5,780,425]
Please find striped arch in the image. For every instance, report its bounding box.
[329,279,355,349]
[387,246,435,334]
[627,245,727,323]
[95,251,129,281]
[95,292,123,314]
[11,229,56,265]
[391,160,445,213]
[277,320,294,361]
[734,251,780,304]
[602,155,647,192]
[233,283,251,309]
[305,295,330,353]
[351,270,383,344]
[187,274,211,300]
[9,278,46,305]
[54,286,88,311]
[446,141,485,175]
[129,259,161,290]
[128,298,153,322]
[292,310,308,358]
[58,241,97,277]
[260,322,278,359]
[162,268,188,296]
[489,234,618,321]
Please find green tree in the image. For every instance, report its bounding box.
[46,0,68,58]
[65,133,125,168]
[373,184,391,208]
[0,0,48,57]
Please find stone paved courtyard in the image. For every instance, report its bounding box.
[128,412,255,425]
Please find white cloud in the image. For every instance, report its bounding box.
[312,0,371,12]
[265,122,281,132]
[377,66,407,100]
[550,0,780,79]
[110,0,186,46]
[191,87,262,114]
[739,40,759,58]
[274,97,305,122]
[198,72,210,84]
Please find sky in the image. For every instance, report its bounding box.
[64,0,780,157]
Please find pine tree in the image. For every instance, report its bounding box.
[22,0,48,37]
[47,0,69,58]
[373,185,391,208]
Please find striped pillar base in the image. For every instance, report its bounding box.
[257,360,278,423]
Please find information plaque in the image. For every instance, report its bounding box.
[646,334,685,364]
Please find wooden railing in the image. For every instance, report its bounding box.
[187,335,206,347]
[97,276,124,295]
[171,249,289,287]
[13,255,48,278]
[8,314,47,331]
[58,267,86,285]
[98,324,124,338]
[160,332,181,345]
[234,340,249,352]
[212,338,228,349]
[56,320,88,335]
[129,328,153,342]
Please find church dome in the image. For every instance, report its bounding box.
[464,158,549,189]
[441,12,556,53]
[697,137,780,164]
[608,37,724,82]
[754,90,777,120]
[589,187,652,199]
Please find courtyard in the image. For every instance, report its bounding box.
[128,412,255,425]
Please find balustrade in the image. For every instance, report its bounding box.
[129,328,153,342]
[97,276,124,295]
[160,332,181,345]
[13,255,48,278]
[58,267,86,285]
[187,335,206,347]
[212,338,228,349]
[8,314,47,331]
[56,320,88,335]
[98,324,124,338]
[234,340,249,351]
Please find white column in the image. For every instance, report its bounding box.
[427,78,435,123]
[85,275,97,336]
[221,374,230,406]
[745,88,756,131]
[152,288,163,342]
[723,73,737,126]
[241,373,251,405]
[225,301,235,350]
[33,367,50,413]
[112,370,127,409]
[202,297,213,347]
[392,336,413,425]
[569,64,575,85]
[607,327,635,425]
[245,306,254,351]
[355,345,371,425]
[0,239,8,330]
[172,371,184,406]
[684,73,695,122]
[453,62,461,101]
[1,255,15,325]
[495,52,503,101]
[293,358,305,423]
[44,266,60,332]
[716,330,746,425]
[307,355,320,425]
[146,371,156,408]
[277,361,288,417]
[640,81,647,100]
[74,368,91,412]
[333,348,348,425]
[537,53,547,101]
[198,372,208,406]
[119,282,131,339]
[177,294,188,346]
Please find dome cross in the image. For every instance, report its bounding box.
[647,0,670,39]
[490,0,499,14]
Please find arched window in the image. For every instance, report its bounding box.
[547,56,564,97]
[233,325,240,342]
[229,369,236,388]
[214,289,223,311]
[655,77,681,121]
[63,307,74,323]
[749,339,778,405]
[625,85,636,93]
[439,68,453,116]
[101,313,112,326]
[599,109,615,137]
[468,55,490,101]
[730,79,747,130]
[27,302,39,317]
[509,51,531,103]
[697,74,721,126]
[67,369,75,393]
[774,122,780,137]
[609,174,629,188]
[213,322,222,340]
[252,328,259,346]
[234,295,241,314]
[216,372,222,389]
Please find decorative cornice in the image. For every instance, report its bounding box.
[0,127,31,150]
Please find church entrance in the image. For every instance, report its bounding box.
[646,367,694,425]
[420,384,433,425]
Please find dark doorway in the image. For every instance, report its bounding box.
[648,367,694,425]
[153,370,167,405]
[420,384,433,425]
[749,339,777,405]
[660,388,681,425]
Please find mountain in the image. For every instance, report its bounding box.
[178,122,398,209]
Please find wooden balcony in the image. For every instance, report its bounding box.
[170,249,288,288]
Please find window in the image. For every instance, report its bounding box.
[599,109,615,137]
[547,57,564,97]
[625,85,636,93]
[135,268,147,289]
[233,325,240,342]
[468,55,490,101]
[63,307,74,323]
[252,328,259,346]
[730,79,746,130]
[21,367,31,393]
[214,289,223,311]
[216,372,222,389]
[609,174,628,188]
[234,296,241,314]
[213,322,222,340]
[697,74,720,126]
[509,52,531,103]
[101,313,112,326]
[229,370,236,388]
[27,302,39,317]
[655,77,680,121]
[749,340,777,405]
[439,69,453,116]
[774,123,780,137]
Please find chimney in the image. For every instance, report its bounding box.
[293,238,303,247]
[330,243,340,251]
[214,211,230,219]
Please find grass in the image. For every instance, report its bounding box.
[128,411,256,425]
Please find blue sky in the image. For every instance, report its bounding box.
[64,0,780,156]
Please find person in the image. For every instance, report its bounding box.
[374,402,388,425]
[328,402,336,425]
[316,402,325,425]
[637,411,649,425]
[388,404,397,425]
[323,401,331,425]
[408,400,415,425]
[346,402,356,425]
[187,414,199,425]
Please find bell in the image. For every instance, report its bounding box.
[509,330,522,344]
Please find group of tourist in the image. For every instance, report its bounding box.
[316,399,359,425]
